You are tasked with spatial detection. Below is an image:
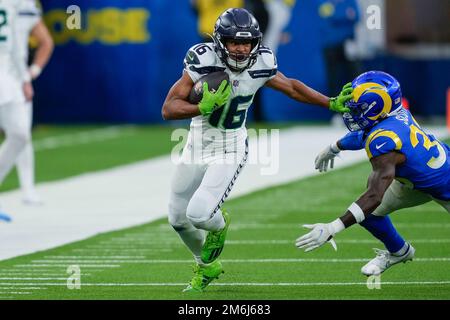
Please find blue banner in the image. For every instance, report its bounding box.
[34,1,448,124]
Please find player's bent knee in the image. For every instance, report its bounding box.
[186,198,215,229]
[168,212,190,231]
[7,130,31,147]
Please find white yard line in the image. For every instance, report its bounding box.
[0,281,449,287]
[0,125,448,261]
[33,126,136,151]
[14,257,450,264]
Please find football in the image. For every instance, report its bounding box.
[188,71,230,104]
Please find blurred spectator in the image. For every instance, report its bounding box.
[191,0,244,41]
[263,0,296,54]
[244,0,269,122]
[319,0,361,97]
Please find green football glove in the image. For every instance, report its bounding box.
[329,82,353,113]
[198,80,231,116]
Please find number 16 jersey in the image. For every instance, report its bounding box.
[183,42,277,149]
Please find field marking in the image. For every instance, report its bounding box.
[0,273,88,276]
[0,277,69,280]
[14,264,120,268]
[0,287,45,290]
[33,126,136,151]
[228,223,450,230]
[69,239,450,246]
[23,257,450,264]
[43,255,146,259]
[1,281,450,287]
[224,239,450,245]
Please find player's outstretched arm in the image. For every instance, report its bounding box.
[296,152,405,252]
[265,71,352,112]
[315,131,366,172]
[162,72,202,120]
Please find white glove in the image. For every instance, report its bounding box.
[295,223,338,252]
[314,143,340,172]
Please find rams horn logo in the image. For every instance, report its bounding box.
[353,82,392,120]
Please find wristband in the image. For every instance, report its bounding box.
[330,142,340,154]
[329,218,345,235]
[348,202,365,223]
[29,64,42,79]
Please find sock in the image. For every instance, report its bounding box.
[173,223,205,260]
[204,209,226,232]
[17,142,36,196]
[360,214,405,253]
[393,242,409,256]
[0,136,28,183]
[189,209,225,232]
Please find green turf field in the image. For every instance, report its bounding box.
[0,153,449,299]
[0,125,177,191]
[0,123,293,191]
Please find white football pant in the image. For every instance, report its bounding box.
[168,136,248,260]
[0,100,31,185]
[373,180,450,216]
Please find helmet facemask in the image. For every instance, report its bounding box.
[213,33,260,72]
[212,8,262,72]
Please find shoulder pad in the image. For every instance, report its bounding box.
[258,46,277,69]
[365,129,403,159]
[247,47,278,80]
[183,43,224,82]
[18,0,41,14]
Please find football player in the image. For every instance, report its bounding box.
[296,71,450,276]
[14,0,53,205]
[0,0,34,204]
[162,8,353,292]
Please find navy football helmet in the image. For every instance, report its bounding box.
[343,71,403,132]
[212,8,262,72]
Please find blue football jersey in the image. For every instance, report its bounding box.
[362,109,450,201]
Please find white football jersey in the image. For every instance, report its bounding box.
[16,0,41,63]
[183,42,277,148]
[0,0,26,78]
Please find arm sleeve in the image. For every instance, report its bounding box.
[338,131,365,150]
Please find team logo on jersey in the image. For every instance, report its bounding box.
[233,80,239,88]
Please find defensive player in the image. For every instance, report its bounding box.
[0,0,34,207]
[14,0,53,205]
[296,71,450,275]
[162,8,353,292]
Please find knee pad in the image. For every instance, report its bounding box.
[7,129,31,147]
[168,204,190,231]
[186,190,218,229]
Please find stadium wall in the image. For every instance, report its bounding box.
[33,0,449,124]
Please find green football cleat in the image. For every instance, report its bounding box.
[182,260,224,292]
[201,210,230,264]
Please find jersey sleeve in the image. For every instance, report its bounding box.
[19,0,42,16]
[248,46,278,82]
[182,43,224,83]
[338,131,365,150]
[365,129,403,159]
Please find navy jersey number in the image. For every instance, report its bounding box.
[0,10,7,42]
[209,95,253,129]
